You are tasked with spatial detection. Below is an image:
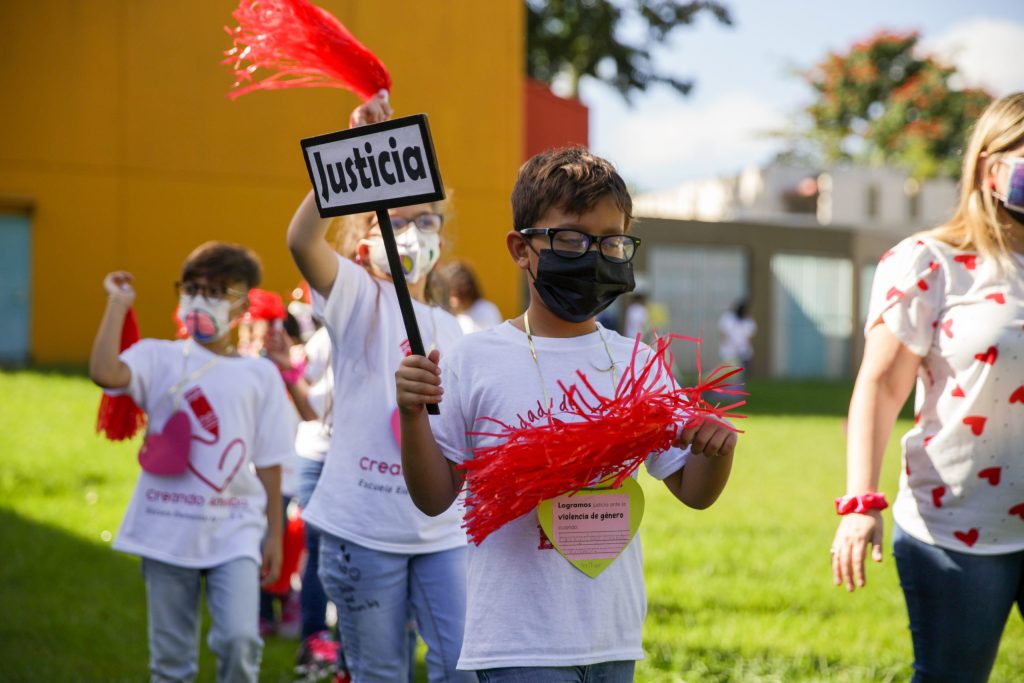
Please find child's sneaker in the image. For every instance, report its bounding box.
[294,631,339,682]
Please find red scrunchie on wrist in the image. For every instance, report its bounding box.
[278,358,307,386]
[835,493,889,515]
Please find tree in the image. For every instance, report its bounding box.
[526,0,732,102]
[796,30,991,178]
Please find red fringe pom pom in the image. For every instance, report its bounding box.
[460,335,746,545]
[223,0,392,101]
[246,288,287,322]
[96,308,147,441]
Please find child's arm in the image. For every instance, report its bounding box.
[287,92,393,298]
[663,419,737,509]
[395,350,465,516]
[256,465,284,587]
[89,271,135,389]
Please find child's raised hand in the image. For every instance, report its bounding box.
[349,90,393,128]
[675,417,737,459]
[103,271,136,306]
[395,348,443,415]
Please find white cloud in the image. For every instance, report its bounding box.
[583,84,788,192]
[923,18,1024,96]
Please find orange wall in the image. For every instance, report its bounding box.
[0,0,523,363]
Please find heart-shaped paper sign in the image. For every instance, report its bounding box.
[537,476,645,579]
[138,410,192,476]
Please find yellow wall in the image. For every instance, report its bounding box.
[0,0,523,363]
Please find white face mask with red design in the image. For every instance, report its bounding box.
[363,227,441,284]
[178,295,239,343]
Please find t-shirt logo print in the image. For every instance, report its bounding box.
[181,386,247,492]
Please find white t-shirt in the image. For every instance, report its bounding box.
[623,302,649,340]
[718,311,756,363]
[302,255,467,553]
[456,298,503,334]
[432,321,689,669]
[114,339,295,568]
[295,327,333,463]
[868,236,1024,555]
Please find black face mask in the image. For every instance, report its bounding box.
[529,249,635,323]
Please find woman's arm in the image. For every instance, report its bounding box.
[832,322,921,592]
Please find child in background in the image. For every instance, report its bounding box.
[440,260,503,334]
[89,241,294,683]
[286,94,472,682]
[396,147,739,681]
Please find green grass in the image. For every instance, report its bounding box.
[1,370,1022,682]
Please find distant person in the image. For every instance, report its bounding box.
[623,292,649,340]
[718,299,756,375]
[442,260,503,333]
[89,242,292,683]
[831,92,1024,682]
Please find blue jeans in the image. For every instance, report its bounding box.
[893,524,1024,682]
[141,556,262,683]
[296,457,330,639]
[477,662,635,682]
[318,533,475,683]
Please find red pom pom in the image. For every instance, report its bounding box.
[222,0,392,101]
[246,288,287,322]
[96,308,147,441]
[460,335,746,545]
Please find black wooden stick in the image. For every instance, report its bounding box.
[375,209,440,415]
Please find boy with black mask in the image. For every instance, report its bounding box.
[395,146,739,682]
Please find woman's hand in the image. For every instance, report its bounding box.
[395,349,442,415]
[350,90,393,128]
[103,271,136,306]
[831,510,885,592]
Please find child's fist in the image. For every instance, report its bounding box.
[395,348,442,415]
[103,271,136,306]
[675,417,737,459]
[349,90,393,128]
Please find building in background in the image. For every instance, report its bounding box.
[0,0,523,365]
[630,163,958,379]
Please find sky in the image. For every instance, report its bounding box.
[577,0,1024,192]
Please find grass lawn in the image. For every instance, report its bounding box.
[1,370,1022,682]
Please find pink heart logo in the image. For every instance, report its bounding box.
[939,319,954,338]
[986,292,1006,304]
[1010,386,1024,404]
[931,486,945,508]
[1009,503,1024,520]
[954,528,979,547]
[138,410,191,476]
[962,416,987,436]
[189,438,246,492]
[978,467,1001,486]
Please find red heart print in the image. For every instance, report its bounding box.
[886,286,904,301]
[189,438,246,492]
[951,384,965,398]
[954,254,977,270]
[962,416,986,436]
[1010,386,1024,404]
[978,467,1001,486]
[1009,503,1024,520]
[939,319,954,338]
[954,528,979,547]
[985,292,1006,304]
[974,346,997,365]
[917,279,929,291]
[931,486,945,508]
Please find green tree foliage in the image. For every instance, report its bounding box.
[526,0,732,102]
[800,30,991,178]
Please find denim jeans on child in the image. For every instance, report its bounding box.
[142,556,262,683]
[296,457,330,639]
[893,523,1024,683]
[318,532,475,683]
[476,661,635,683]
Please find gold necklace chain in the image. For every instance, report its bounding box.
[523,312,617,412]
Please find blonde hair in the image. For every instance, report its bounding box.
[927,92,1024,268]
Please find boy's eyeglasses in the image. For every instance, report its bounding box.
[370,213,443,234]
[519,228,641,263]
[175,281,246,302]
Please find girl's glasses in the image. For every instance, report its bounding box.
[370,213,443,234]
